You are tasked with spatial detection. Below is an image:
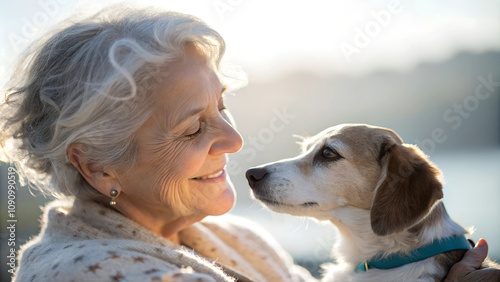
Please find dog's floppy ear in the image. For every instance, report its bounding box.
[370,141,443,236]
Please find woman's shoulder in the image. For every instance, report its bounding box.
[14,237,220,281]
[13,199,233,281]
[200,214,290,258]
[196,214,315,281]
[202,214,271,236]
[201,214,284,248]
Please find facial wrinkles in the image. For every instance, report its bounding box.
[152,73,225,215]
[168,67,222,127]
[146,71,209,158]
[152,118,201,214]
[160,175,194,215]
[129,100,196,215]
[167,88,206,131]
[134,122,183,210]
[191,185,219,213]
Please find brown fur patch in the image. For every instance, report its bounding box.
[371,144,444,236]
[408,202,445,234]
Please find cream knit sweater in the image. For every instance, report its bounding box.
[13,198,315,282]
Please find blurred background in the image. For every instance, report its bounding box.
[1,0,499,280]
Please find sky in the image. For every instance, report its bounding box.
[0,0,499,85]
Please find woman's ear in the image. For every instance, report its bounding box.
[370,143,444,236]
[67,143,120,196]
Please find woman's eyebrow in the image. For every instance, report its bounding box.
[173,106,207,128]
[217,85,227,99]
[172,85,226,128]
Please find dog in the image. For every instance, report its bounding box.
[246,123,499,281]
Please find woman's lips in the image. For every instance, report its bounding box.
[190,168,226,181]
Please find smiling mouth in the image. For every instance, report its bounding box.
[191,169,224,180]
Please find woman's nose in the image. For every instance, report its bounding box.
[209,118,243,155]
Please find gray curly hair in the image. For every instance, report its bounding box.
[0,5,227,203]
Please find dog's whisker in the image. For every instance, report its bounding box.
[246,200,260,211]
[290,219,307,234]
[304,217,310,231]
[270,210,280,223]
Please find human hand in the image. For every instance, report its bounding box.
[444,238,500,282]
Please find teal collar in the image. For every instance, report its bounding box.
[355,235,472,272]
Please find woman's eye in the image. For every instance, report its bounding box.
[218,97,227,112]
[186,127,202,139]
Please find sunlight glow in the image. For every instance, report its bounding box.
[0,0,499,83]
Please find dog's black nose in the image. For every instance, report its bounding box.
[246,167,269,189]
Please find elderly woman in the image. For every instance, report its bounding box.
[0,5,493,282]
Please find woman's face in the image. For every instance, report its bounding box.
[116,45,243,220]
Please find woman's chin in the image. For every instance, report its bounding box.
[211,183,236,215]
[190,177,236,216]
[204,181,236,216]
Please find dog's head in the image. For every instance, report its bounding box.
[246,124,444,236]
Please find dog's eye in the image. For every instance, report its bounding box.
[322,147,338,158]
[313,146,342,166]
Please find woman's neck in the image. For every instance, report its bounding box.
[112,195,205,245]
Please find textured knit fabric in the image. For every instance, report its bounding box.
[13,198,314,282]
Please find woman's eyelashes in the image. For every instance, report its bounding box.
[186,126,203,139]
[185,97,227,140]
[218,97,226,112]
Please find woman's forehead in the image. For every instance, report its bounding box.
[165,45,221,92]
[158,62,221,101]
[148,57,222,123]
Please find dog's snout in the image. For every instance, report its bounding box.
[246,168,269,188]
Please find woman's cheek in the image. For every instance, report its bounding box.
[156,172,195,215]
[146,138,185,165]
[147,144,187,204]
[179,140,213,174]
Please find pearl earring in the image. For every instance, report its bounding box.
[109,189,119,206]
